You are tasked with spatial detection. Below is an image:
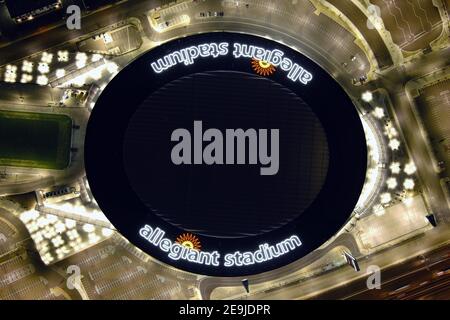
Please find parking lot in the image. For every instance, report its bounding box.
[415,79,450,174]
[370,0,443,52]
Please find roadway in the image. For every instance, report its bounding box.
[325,0,393,68]
[313,242,450,300]
[199,232,362,300]
[231,225,449,300]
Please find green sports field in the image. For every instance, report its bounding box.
[0,110,72,170]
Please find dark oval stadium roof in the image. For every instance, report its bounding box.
[123,71,330,238]
[85,32,367,277]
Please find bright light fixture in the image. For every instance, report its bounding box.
[389,139,401,151]
[373,107,384,119]
[56,69,66,78]
[22,60,34,73]
[37,75,49,86]
[82,223,95,233]
[386,177,398,189]
[57,50,69,62]
[362,91,373,102]
[38,63,50,74]
[403,179,415,190]
[390,162,401,174]
[41,52,54,64]
[404,162,417,175]
[20,74,33,83]
[380,193,391,204]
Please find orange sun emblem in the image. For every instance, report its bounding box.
[176,233,202,251]
[251,58,276,76]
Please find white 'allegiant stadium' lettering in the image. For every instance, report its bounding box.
[139,224,302,268]
[232,43,313,85]
[150,42,229,73]
[139,224,221,266]
[150,42,313,85]
[223,236,302,267]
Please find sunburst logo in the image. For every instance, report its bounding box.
[176,233,202,251]
[251,58,276,76]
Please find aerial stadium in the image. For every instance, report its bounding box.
[0,0,449,302]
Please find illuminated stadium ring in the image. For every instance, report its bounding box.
[85,32,367,277]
